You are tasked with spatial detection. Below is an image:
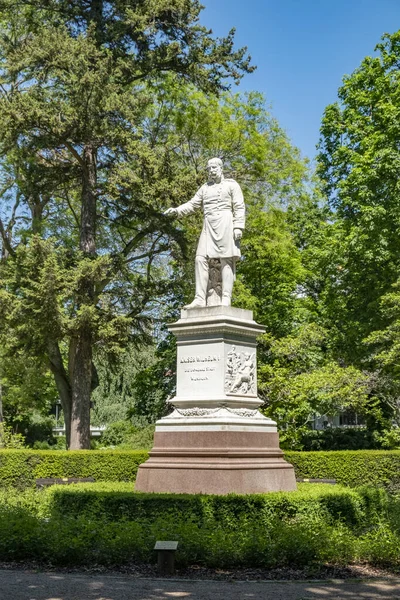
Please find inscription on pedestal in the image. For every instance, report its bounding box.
[181,354,220,382]
[177,348,223,396]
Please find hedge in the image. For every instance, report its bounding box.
[0,483,396,568]
[47,481,387,529]
[2,449,400,490]
[285,450,400,490]
[0,450,149,489]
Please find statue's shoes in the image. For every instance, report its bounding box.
[221,297,231,306]
[184,298,206,309]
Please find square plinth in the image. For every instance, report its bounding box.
[168,306,265,409]
[135,306,297,495]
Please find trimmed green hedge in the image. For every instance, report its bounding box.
[0,482,397,568]
[285,450,400,490]
[0,450,149,488]
[47,481,387,530]
[2,449,400,490]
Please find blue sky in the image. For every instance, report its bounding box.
[201,0,400,163]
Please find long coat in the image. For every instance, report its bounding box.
[175,178,245,259]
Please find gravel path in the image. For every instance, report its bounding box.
[1,569,400,600]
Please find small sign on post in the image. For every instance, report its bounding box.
[154,541,178,575]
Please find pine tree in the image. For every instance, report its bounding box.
[0,0,253,448]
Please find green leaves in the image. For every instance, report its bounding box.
[259,324,372,448]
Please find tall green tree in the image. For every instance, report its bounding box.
[259,323,373,448]
[0,0,253,449]
[317,30,400,363]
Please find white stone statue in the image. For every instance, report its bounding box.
[164,158,245,308]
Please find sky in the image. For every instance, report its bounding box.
[201,0,400,163]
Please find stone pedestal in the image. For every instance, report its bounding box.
[135,306,296,494]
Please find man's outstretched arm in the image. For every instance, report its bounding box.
[164,189,203,218]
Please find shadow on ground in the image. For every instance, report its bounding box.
[1,570,400,600]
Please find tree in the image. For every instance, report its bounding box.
[364,283,400,426]
[259,324,373,449]
[0,0,253,448]
[91,342,170,426]
[317,30,400,364]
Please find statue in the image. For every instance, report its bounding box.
[164,158,245,308]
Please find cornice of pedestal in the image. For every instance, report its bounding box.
[168,305,266,339]
[168,395,262,409]
[155,406,278,433]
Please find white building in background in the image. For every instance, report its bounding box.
[312,410,365,430]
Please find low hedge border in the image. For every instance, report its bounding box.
[0,450,149,489]
[285,450,400,491]
[47,482,388,530]
[0,483,398,568]
[2,449,400,490]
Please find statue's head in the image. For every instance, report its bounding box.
[207,157,223,181]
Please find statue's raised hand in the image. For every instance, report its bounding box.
[164,207,178,217]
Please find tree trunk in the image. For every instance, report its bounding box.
[48,340,72,448]
[68,143,97,450]
[0,381,3,423]
[69,332,92,450]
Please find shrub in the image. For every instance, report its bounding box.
[0,483,395,569]
[119,424,156,450]
[0,424,26,449]
[285,450,400,490]
[297,427,381,451]
[100,421,136,447]
[3,448,400,491]
[47,482,386,530]
[0,450,148,489]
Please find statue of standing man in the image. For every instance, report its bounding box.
[165,158,245,309]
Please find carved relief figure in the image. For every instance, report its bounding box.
[225,348,256,395]
[164,158,245,308]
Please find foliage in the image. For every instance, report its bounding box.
[259,324,373,446]
[0,449,148,489]
[47,482,383,528]
[3,448,400,491]
[0,483,396,568]
[296,426,400,451]
[91,344,168,426]
[0,0,254,449]
[116,425,156,451]
[237,205,305,335]
[317,30,400,364]
[286,450,400,491]
[0,424,25,449]
[100,421,136,447]
[0,346,59,435]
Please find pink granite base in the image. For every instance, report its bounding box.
[135,429,296,494]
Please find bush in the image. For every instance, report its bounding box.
[285,449,400,490]
[295,427,400,451]
[100,423,155,450]
[47,481,387,529]
[0,450,148,489]
[100,421,136,447]
[0,424,26,449]
[118,425,156,450]
[0,483,395,569]
[297,427,380,451]
[24,416,57,448]
[3,448,400,491]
